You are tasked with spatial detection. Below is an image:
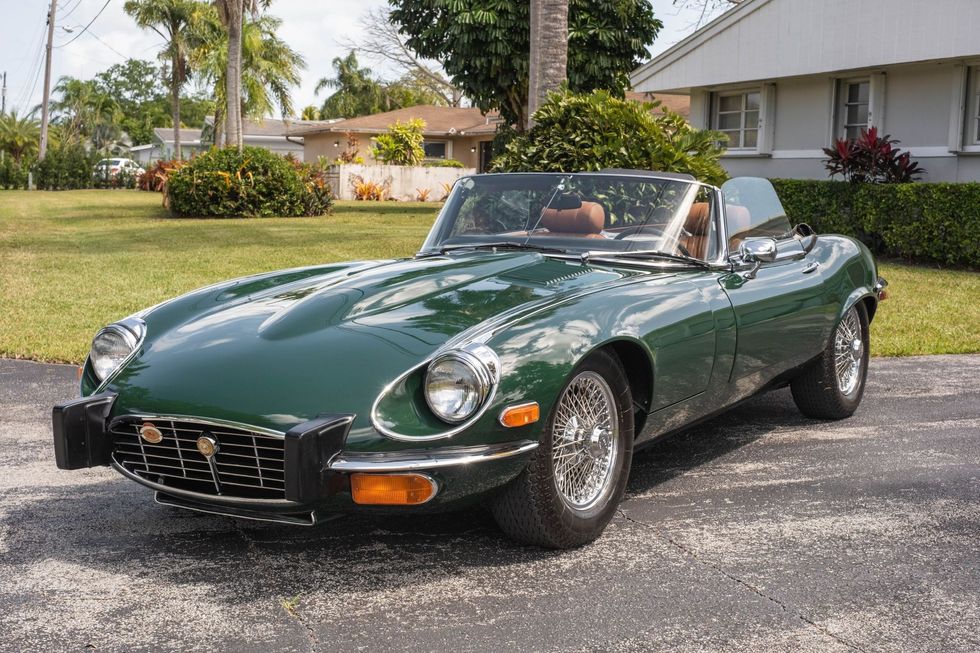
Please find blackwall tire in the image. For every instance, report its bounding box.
[791,302,870,420]
[490,349,634,548]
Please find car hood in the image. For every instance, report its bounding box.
[108,252,642,435]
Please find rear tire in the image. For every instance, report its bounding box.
[791,302,870,420]
[491,349,634,548]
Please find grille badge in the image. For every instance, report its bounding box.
[140,422,163,444]
[196,434,219,458]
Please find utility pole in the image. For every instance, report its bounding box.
[38,0,58,161]
[1,71,7,114]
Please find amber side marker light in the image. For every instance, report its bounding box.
[499,402,540,428]
[351,473,437,505]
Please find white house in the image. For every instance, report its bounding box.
[130,118,329,163]
[631,0,980,182]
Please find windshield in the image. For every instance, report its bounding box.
[419,173,717,260]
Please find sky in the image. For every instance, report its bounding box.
[0,0,729,117]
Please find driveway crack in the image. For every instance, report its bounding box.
[234,523,320,653]
[618,509,867,653]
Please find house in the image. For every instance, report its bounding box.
[630,0,980,182]
[291,106,501,172]
[130,118,329,163]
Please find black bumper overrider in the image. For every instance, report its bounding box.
[52,395,355,505]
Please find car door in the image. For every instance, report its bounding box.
[719,178,832,387]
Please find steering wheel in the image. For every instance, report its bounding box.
[613,225,666,240]
[612,225,694,258]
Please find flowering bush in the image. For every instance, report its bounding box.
[823,127,924,184]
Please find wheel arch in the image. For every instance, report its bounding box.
[592,337,654,437]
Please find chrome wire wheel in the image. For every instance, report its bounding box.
[551,371,620,511]
[834,307,864,396]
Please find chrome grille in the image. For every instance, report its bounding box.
[110,417,286,500]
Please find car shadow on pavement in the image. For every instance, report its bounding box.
[3,390,807,602]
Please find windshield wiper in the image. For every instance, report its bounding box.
[581,249,709,269]
[429,242,568,255]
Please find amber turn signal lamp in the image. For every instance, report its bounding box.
[499,402,540,428]
[350,473,436,505]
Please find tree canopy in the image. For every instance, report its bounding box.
[315,51,446,119]
[389,0,662,128]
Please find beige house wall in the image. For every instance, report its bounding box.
[303,131,493,169]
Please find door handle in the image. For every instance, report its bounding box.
[802,261,820,274]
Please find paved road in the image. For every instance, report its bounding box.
[1,355,978,653]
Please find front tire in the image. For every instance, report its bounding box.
[491,349,634,548]
[791,302,870,419]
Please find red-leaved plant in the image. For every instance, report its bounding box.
[823,127,924,183]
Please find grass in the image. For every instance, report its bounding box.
[0,189,977,362]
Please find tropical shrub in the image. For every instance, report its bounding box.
[138,159,186,192]
[350,175,389,201]
[823,127,924,183]
[372,119,425,166]
[772,178,979,267]
[415,187,431,201]
[166,146,333,217]
[492,89,729,186]
[33,144,97,190]
[0,156,31,189]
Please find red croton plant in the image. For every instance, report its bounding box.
[823,127,925,183]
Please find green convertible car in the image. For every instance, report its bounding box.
[53,171,887,548]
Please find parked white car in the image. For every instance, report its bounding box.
[93,158,145,179]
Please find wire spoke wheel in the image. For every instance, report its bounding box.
[551,371,620,511]
[833,306,864,396]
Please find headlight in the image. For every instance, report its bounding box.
[90,318,145,382]
[424,345,499,424]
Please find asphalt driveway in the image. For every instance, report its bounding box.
[1,355,978,653]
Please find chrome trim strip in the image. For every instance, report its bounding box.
[111,460,300,507]
[330,439,539,472]
[153,492,317,526]
[110,414,286,439]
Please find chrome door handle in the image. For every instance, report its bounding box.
[802,261,820,274]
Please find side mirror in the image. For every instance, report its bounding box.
[738,238,777,279]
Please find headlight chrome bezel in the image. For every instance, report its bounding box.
[89,317,146,383]
[423,344,500,425]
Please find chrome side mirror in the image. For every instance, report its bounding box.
[739,238,777,279]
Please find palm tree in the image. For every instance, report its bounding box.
[124,0,197,159]
[527,0,569,129]
[50,76,122,151]
[191,8,304,145]
[314,52,383,119]
[0,109,42,162]
[212,0,271,150]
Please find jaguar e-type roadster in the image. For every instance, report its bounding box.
[53,171,887,548]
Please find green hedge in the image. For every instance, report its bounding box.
[166,146,333,218]
[33,144,98,191]
[0,156,30,189]
[771,179,980,267]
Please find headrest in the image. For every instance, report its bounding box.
[725,204,752,232]
[685,202,711,236]
[541,201,605,234]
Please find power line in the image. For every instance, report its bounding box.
[58,0,84,21]
[85,28,129,60]
[54,0,111,48]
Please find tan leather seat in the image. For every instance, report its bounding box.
[725,205,752,250]
[540,201,605,238]
[681,202,711,259]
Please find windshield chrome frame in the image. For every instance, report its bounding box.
[417,172,731,268]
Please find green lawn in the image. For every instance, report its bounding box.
[0,189,977,362]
